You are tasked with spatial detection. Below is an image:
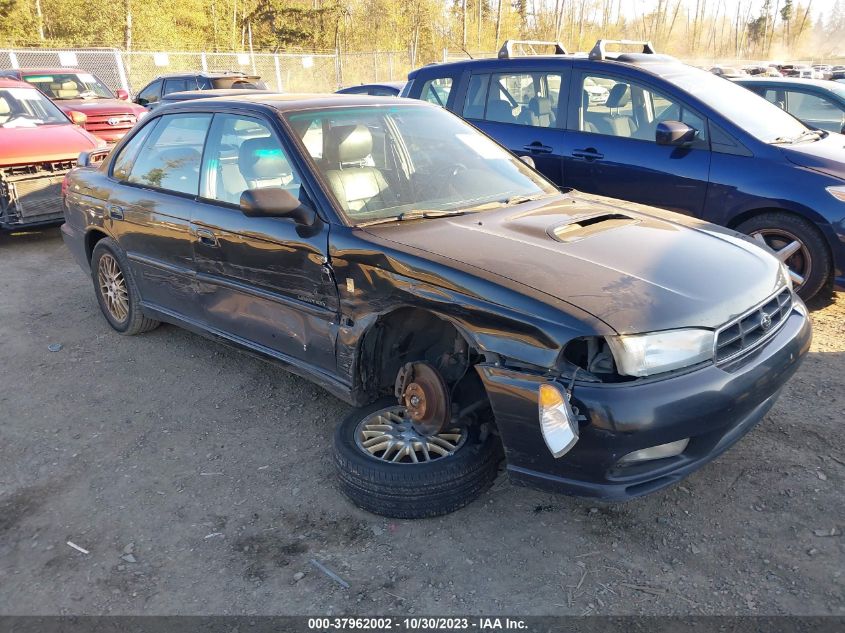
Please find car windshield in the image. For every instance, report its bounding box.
[23,72,114,100]
[286,104,557,225]
[0,87,70,127]
[664,66,810,143]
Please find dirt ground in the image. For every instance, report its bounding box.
[0,227,843,616]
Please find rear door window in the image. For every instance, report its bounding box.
[127,113,211,195]
[467,71,563,128]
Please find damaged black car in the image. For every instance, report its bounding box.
[61,95,812,518]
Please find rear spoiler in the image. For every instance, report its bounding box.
[77,147,111,167]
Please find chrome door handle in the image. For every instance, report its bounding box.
[194,227,219,247]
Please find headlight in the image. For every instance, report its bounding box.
[606,328,714,377]
[826,185,845,202]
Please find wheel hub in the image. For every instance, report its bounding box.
[395,362,452,436]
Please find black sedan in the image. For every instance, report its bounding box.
[62,94,811,518]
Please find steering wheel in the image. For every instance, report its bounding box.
[431,163,468,195]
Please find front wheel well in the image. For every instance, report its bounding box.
[727,207,821,232]
[356,307,483,406]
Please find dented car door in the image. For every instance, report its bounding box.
[189,112,339,373]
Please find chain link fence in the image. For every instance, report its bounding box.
[0,47,413,94]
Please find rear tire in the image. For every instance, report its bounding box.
[736,212,831,301]
[91,237,160,335]
[333,397,503,518]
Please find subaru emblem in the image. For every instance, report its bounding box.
[760,313,773,331]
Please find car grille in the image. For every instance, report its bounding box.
[1,162,74,224]
[84,112,137,133]
[4,160,75,176]
[715,288,793,363]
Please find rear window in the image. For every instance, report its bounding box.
[210,78,267,90]
[127,114,211,195]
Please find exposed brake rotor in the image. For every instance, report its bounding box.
[395,362,452,436]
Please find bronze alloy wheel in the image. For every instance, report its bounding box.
[97,252,130,323]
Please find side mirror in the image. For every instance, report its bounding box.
[240,188,317,226]
[116,89,130,101]
[656,120,696,147]
[519,155,536,169]
[68,111,87,126]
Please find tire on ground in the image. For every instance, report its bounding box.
[91,237,160,336]
[333,397,503,518]
[736,211,831,301]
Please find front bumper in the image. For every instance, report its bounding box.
[478,303,812,500]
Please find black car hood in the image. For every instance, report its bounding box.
[364,193,784,334]
[781,132,845,180]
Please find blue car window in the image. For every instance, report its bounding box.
[580,74,707,146]
[480,72,563,128]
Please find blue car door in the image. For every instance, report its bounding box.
[561,67,711,216]
[460,66,570,185]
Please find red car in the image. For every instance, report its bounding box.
[0,68,147,144]
[0,78,102,229]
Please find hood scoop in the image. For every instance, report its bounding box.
[548,213,640,243]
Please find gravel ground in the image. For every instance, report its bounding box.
[0,227,843,616]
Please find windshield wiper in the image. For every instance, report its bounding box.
[503,193,550,205]
[770,129,824,145]
[357,209,470,227]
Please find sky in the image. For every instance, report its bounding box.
[624,0,837,21]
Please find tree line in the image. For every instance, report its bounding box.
[0,0,842,64]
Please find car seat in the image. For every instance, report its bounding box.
[486,100,517,124]
[528,96,555,127]
[0,97,10,124]
[55,81,80,99]
[322,125,393,214]
[603,83,637,137]
[238,136,293,191]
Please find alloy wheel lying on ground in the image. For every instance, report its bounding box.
[333,397,503,519]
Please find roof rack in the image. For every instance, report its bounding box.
[589,39,656,61]
[498,40,568,59]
